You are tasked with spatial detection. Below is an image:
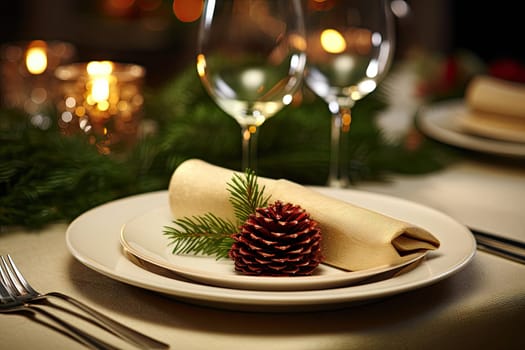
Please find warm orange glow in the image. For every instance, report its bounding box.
[342,110,351,132]
[87,61,114,76]
[320,29,346,54]
[104,0,136,17]
[242,126,258,142]
[110,0,135,9]
[352,28,373,55]
[87,61,115,109]
[25,41,48,75]
[75,106,86,117]
[290,33,307,51]
[243,129,251,141]
[196,54,206,77]
[308,0,335,11]
[173,0,203,22]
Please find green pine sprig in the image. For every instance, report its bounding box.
[163,168,270,259]
[227,169,271,224]
[163,213,236,259]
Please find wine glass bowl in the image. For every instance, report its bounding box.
[196,0,306,171]
[304,0,395,187]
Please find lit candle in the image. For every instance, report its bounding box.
[55,61,145,154]
[0,40,75,121]
[86,61,115,112]
[25,40,48,75]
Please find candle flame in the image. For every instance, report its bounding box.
[87,61,114,76]
[87,61,114,106]
[25,41,48,75]
[320,29,346,54]
[92,78,111,104]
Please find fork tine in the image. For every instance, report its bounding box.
[0,277,15,303]
[1,257,120,349]
[0,257,18,296]
[3,254,169,349]
[5,255,38,295]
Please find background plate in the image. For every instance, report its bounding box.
[417,100,525,158]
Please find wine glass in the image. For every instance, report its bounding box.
[196,0,307,171]
[304,0,395,187]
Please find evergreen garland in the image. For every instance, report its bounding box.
[0,63,456,230]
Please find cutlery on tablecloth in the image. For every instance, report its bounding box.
[1,265,119,349]
[470,229,525,264]
[0,254,169,349]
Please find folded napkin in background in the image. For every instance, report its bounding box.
[168,159,440,271]
[459,75,525,143]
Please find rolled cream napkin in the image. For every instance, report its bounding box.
[168,159,440,271]
[459,75,525,143]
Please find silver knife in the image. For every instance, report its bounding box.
[470,228,525,264]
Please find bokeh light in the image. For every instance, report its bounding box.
[173,0,203,22]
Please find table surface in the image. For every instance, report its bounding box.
[1,157,524,350]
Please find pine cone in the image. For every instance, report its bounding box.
[229,201,323,276]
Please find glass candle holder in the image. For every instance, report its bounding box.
[54,61,146,154]
[0,40,76,126]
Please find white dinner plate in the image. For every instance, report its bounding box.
[417,99,525,158]
[120,206,427,291]
[66,189,476,312]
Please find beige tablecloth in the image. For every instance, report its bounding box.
[1,159,524,350]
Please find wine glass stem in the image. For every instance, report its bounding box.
[328,107,351,188]
[241,125,259,171]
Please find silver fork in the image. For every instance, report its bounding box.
[0,255,169,349]
[0,264,119,349]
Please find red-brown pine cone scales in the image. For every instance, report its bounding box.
[229,201,323,276]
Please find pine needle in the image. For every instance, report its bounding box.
[163,169,270,259]
[163,213,236,259]
[227,169,271,223]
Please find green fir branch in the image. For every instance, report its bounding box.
[163,169,270,259]
[163,213,236,259]
[227,169,271,223]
